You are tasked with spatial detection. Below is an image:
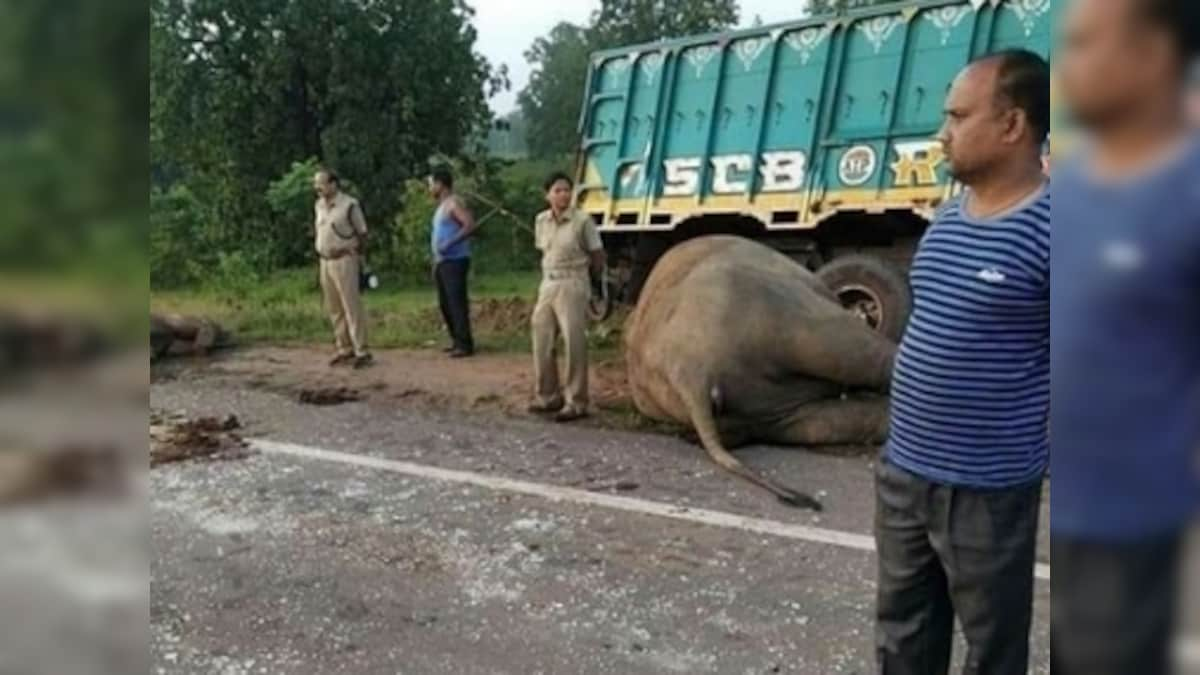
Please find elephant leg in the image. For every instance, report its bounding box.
[786,316,896,392]
[769,397,890,446]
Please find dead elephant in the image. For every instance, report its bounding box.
[625,236,896,509]
[151,314,233,362]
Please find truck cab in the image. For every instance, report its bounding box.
[574,0,1057,339]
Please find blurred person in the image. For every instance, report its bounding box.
[527,172,605,423]
[428,167,479,358]
[1190,60,1200,126]
[313,169,372,369]
[1052,1,1200,674]
[875,50,1051,675]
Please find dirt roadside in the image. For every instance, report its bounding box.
[150,345,670,436]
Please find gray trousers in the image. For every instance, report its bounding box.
[874,459,1042,675]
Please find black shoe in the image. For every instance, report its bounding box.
[554,408,588,423]
[329,353,355,367]
[527,400,564,415]
[449,348,474,359]
[352,354,374,369]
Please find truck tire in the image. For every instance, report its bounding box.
[626,234,672,305]
[587,279,618,323]
[816,254,912,342]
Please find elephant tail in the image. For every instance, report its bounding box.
[679,382,823,511]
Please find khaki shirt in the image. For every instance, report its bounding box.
[535,208,603,273]
[314,192,368,258]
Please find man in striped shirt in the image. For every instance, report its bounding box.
[874,51,1050,675]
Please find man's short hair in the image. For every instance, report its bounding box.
[543,171,574,192]
[318,168,340,186]
[431,167,454,190]
[1136,0,1200,66]
[974,49,1051,145]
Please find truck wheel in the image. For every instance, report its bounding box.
[587,282,618,322]
[626,234,672,305]
[816,254,912,342]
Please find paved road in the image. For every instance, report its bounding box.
[151,378,1051,674]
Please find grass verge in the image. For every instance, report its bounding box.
[152,268,623,356]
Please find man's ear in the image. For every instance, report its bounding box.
[1003,107,1028,145]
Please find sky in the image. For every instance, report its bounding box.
[473,0,808,114]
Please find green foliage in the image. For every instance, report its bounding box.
[150,185,213,289]
[519,23,594,159]
[383,156,556,284]
[152,268,544,351]
[519,0,739,158]
[0,0,146,275]
[210,251,262,303]
[589,0,740,48]
[805,0,904,15]
[264,158,325,269]
[151,0,507,275]
[390,180,439,284]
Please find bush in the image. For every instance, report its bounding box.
[152,155,559,292]
[265,158,324,270]
[209,251,261,304]
[150,185,213,289]
[385,161,545,285]
[388,180,439,284]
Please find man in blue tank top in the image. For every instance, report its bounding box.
[874,51,1050,675]
[1052,2,1200,673]
[428,167,479,358]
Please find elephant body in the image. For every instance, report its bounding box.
[625,236,896,508]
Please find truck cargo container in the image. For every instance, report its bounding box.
[574,0,1057,337]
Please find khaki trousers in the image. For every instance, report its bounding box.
[531,275,590,412]
[320,256,367,357]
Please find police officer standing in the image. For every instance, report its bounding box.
[527,172,606,423]
[313,169,372,369]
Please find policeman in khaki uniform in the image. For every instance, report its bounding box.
[313,169,372,369]
[528,172,606,422]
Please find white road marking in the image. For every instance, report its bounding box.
[252,439,1051,582]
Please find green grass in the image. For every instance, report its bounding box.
[151,268,621,355]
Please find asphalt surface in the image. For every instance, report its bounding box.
[151,377,1051,674]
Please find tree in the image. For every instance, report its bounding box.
[519,0,739,159]
[151,0,506,272]
[517,22,593,159]
[805,0,903,15]
[588,0,739,48]
[1,0,147,275]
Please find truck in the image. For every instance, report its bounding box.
[573,0,1057,339]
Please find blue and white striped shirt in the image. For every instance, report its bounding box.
[886,185,1051,488]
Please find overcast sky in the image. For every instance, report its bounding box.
[474,0,808,114]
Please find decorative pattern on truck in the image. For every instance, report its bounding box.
[641,53,663,86]
[733,37,771,71]
[856,15,905,54]
[925,6,973,45]
[784,26,833,65]
[1007,0,1051,38]
[684,46,719,78]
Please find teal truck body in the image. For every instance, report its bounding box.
[573,0,1057,334]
